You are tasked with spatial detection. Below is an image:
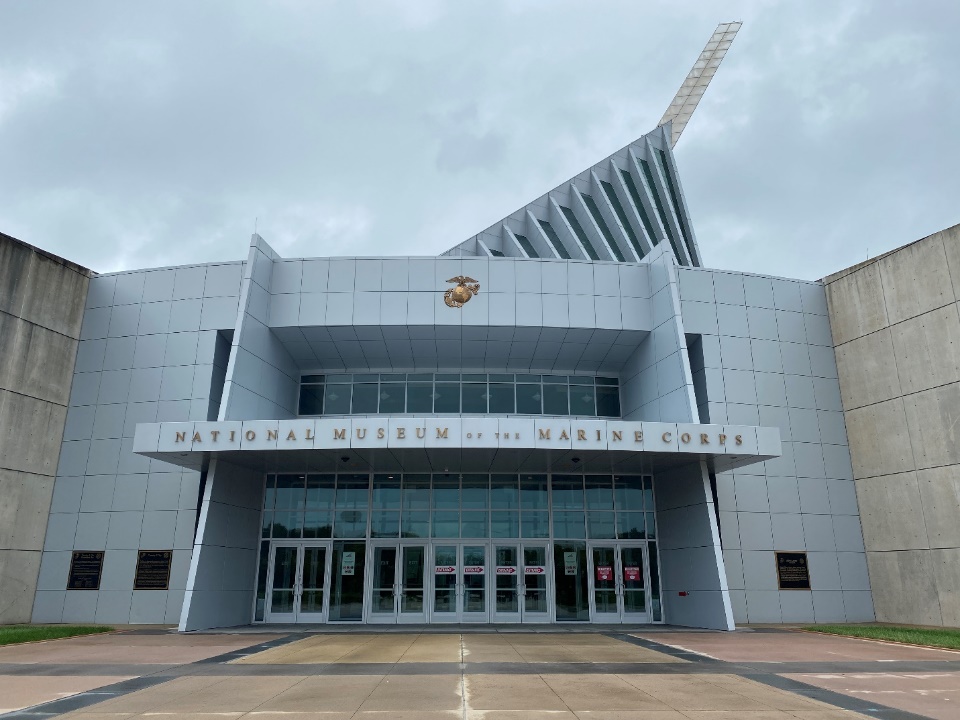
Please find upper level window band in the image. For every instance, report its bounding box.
[299,373,621,418]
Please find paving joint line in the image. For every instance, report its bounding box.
[0,633,303,720]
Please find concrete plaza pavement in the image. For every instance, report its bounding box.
[0,627,957,720]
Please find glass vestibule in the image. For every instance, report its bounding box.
[255,472,662,624]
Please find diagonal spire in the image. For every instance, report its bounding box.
[658,21,742,147]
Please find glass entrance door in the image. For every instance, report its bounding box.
[265,541,331,623]
[493,543,551,622]
[366,542,427,623]
[587,542,649,623]
[330,541,366,621]
[431,543,488,622]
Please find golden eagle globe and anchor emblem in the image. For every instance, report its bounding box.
[443,276,480,308]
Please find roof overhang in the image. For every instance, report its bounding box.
[134,418,780,475]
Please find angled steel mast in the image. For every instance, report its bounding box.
[658,21,742,147]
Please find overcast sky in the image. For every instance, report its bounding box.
[1,0,957,280]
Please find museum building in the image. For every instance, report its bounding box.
[4,23,957,632]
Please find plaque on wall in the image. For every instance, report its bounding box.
[776,551,811,590]
[133,550,173,590]
[67,551,104,590]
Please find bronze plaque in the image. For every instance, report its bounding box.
[134,550,173,591]
[776,551,811,590]
[67,551,104,590]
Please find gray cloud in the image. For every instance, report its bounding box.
[0,0,957,280]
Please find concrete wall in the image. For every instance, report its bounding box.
[32,259,243,624]
[0,233,89,622]
[824,222,960,626]
[678,265,874,624]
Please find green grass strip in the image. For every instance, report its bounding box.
[0,625,114,646]
[803,624,960,650]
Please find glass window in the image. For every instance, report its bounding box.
[461,511,488,538]
[299,385,324,415]
[584,476,614,510]
[615,476,645,512]
[401,510,430,538]
[582,193,624,262]
[587,512,616,539]
[552,511,585,539]
[299,374,618,418]
[323,383,351,414]
[336,475,369,509]
[370,511,399,537]
[515,233,538,258]
[261,510,272,538]
[491,510,519,538]
[303,511,333,538]
[272,510,303,538]
[263,475,276,511]
[432,510,459,538]
[516,383,542,414]
[569,384,595,416]
[646,511,657,539]
[551,475,584,509]
[488,383,515,413]
[461,382,487,413]
[616,512,646,539]
[538,220,571,259]
[306,474,335,509]
[406,381,433,413]
[596,385,620,417]
[402,475,430,510]
[334,509,367,538]
[378,383,405,413]
[433,382,460,413]
[461,475,489,509]
[543,383,569,415]
[600,179,643,259]
[521,510,549,538]
[351,382,378,413]
[275,474,306,510]
[560,205,600,261]
[432,476,459,510]
[620,167,659,246]
[372,475,401,509]
[520,475,548,510]
[490,475,519,509]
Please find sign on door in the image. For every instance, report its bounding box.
[341,551,355,576]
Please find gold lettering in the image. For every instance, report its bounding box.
[286,430,297,441]
[612,430,622,442]
[719,433,726,445]
[681,432,691,443]
[267,429,278,441]
[175,431,187,443]
[397,427,405,439]
[560,429,570,440]
[356,428,366,439]
[305,428,314,440]
[662,432,672,442]
[192,432,202,442]
[436,427,448,439]
[245,430,256,441]
[700,433,709,444]
[334,428,346,440]
[577,429,586,441]
[211,430,220,441]
[229,430,236,441]
[377,427,385,439]
[596,429,601,441]
[416,427,425,439]
[634,431,643,442]
[735,434,743,446]
[538,429,550,440]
